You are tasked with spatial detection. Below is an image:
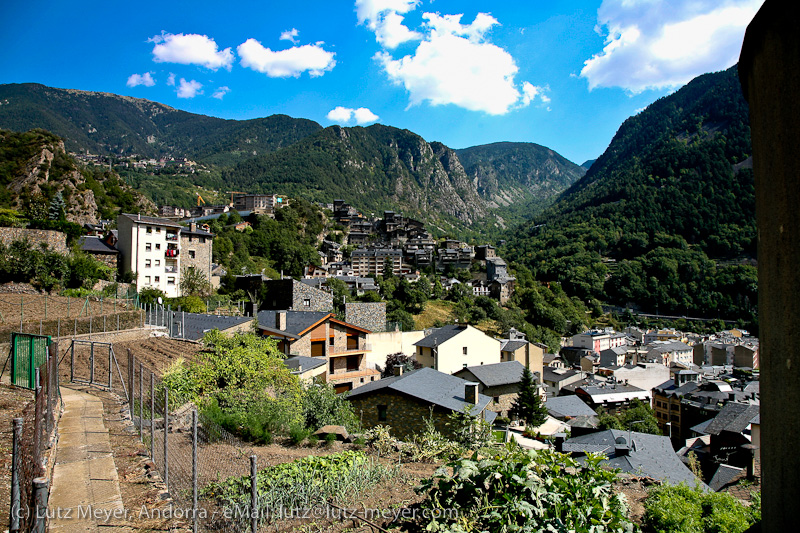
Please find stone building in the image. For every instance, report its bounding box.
[345,302,386,332]
[347,367,496,439]
[179,222,214,288]
[78,233,119,270]
[255,278,334,313]
[453,361,527,418]
[255,310,378,393]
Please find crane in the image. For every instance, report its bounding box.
[196,193,206,206]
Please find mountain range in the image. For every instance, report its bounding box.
[0,83,585,234]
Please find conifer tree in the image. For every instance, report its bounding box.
[510,366,548,428]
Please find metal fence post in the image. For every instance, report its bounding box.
[127,349,134,406]
[192,409,198,533]
[139,362,143,439]
[10,418,22,533]
[70,341,74,383]
[163,387,169,492]
[32,478,48,533]
[90,342,95,385]
[150,372,155,460]
[250,455,258,533]
[108,347,113,390]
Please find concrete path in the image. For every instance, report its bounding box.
[49,386,132,532]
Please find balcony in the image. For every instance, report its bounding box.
[328,342,372,355]
[166,233,178,241]
[164,266,177,273]
[165,249,179,258]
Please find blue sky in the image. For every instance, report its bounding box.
[0,0,762,165]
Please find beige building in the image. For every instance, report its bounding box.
[499,329,545,378]
[414,324,501,375]
[233,193,283,214]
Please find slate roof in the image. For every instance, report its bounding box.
[257,310,331,337]
[704,403,760,435]
[121,213,182,228]
[500,339,528,352]
[690,418,714,435]
[563,429,708,488]
[542,367,580,383]
[545,395,598,418]
[454,361,525,388]
[414,324,470,348]
[79,236,119,255]
[173,312,253,341]
[284,356,327,372]
[347,367,495,418]
[709,465,745,492]
[648,341,692,352]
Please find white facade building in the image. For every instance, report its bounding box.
[117,214,183,297]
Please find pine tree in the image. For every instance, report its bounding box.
[48,192,66,221]
[510,366,548,428]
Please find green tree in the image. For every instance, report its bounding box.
[180,266,212,297]
[48,192,66,221]
[510,367,548,427]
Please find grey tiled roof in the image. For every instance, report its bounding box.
[257,310,330,337]
[709,464,745,491]
[284,356,326,372]
[454,361,525,388]
[546,395,598,418]
[542,367,580,383]
[704,403,760,436]
[564,430,708,488]
[414,324,470,348]
[690,419,714,435]
[171,312,253,341]
[648,341,692,352]
[79,236,119,254]
[501,340,528,352]
[121,213,182,228]
[347,367,493,414]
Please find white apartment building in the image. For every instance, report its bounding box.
[572,330,629,353]
[117,214,184,297]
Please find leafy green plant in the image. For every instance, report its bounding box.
[288,424,311,446]
[204,451,397,528]
[411,447,633,533]
[644,483,760,533]
[324,432,336,446]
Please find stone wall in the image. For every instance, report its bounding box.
[180,235,213,284]
[345,302,386,332]
[0,228,68,254]
[290,280,333,312]
[349,390,454,440]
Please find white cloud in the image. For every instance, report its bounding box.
[212,86,230,99]
[150,32,234,71]
[238,38,336,77]
[280,28,299,44]
[581,0,763,92]
[377,13,533,115]
[356,0,421,48]
[126,72,155,87]
[177,78,203,98]
[167,73,176,86]
[521,82,550,106]
[326,106,379,125]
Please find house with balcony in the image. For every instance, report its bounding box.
[255,310,379,393]
[117,214,185,297]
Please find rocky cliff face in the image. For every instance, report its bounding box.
[2,129,154,225]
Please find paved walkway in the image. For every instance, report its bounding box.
[49,386,132,532]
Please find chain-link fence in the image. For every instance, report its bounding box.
[0,294,142,339]
[65,342,262,532]
[9,342,61,533]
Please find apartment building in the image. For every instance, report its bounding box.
[233,193,282,214]
[117,214,183,297]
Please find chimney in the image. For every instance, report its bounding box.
[190,222,197,232]
[275,311,287,331]
[297,364,302,372]
[393,364,404,377]
[614,436,630,456]
[465,382,479,405]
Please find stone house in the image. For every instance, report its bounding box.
[252,278,334,314]
[79,233,119,270]
[347,367,497,440]
[180,222,214,288]
[453,361,527,418]
[256,310,379,393]
[414,324,502,375]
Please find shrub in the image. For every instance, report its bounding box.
[324,433,337,446]
[644,483,760,533]
[307,434,319,446]
[411,448,633,532]
[288,424,311,446]
[300,383,359,432]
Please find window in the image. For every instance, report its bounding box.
[494,397,500,404]
[463,363,468,368]
[145,276,151,284]
[155,260,160,267]
[167,277,175,285]
[189,250,196,259]
[329,337,334,346]
[377,405,388,422]
[463,347,468,355]
[303,298,311,307]
[155,243,161,250]
[145,243,152,251]
[155,227,161,233]
[145,259,151,268]
[154,276,160,283]
[146,226,152,234]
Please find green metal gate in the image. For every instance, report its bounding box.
[10,332,51,389]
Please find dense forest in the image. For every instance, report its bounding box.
[505,66,758,330]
